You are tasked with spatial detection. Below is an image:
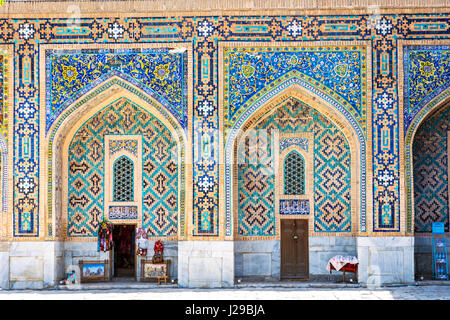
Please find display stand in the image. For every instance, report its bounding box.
[79,260,110,283]
[432,222,448,280]
[140,259,171,283]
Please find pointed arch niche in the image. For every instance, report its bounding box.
[220,83,365,239]
[404,90,450,235]
[40,77,192,241]
[399,40,450,236]
[403,88,450,280]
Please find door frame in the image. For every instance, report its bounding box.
[276,131,312,280]
[280,218,309,280]
[112,223,137,281]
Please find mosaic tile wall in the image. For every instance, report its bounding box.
[413,105,449,233]
[46,48,188,132]
[68,98,178,237]
[2,11,450,238]
[237,98,351,236]
[0,51,7,139]
[404,45,450,233]
[224,45,366,235]
[223,46,367,134]
[237,125,276,236]
[0,50,7,216]
[284,151,305,195]
[404,46,450,133]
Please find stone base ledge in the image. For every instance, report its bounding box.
[178,241,234,288]
[10,281,46,290]
[1,241,64,290]
[357,236,414,286]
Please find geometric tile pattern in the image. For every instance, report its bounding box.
[237,128,275,236]
[68,98,178,237]
[413,104,449,233]
[113,156,134,202]
[403,45,450,233]
[7,12,450,237]
[223,72,367,236]
[0,51,7,217]
[284,151,305,195]
[0,50,7,139]
[237,97,351,235]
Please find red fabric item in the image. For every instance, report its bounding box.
[154,240,164,255]
[98,221,113,252]
[329,263,358,274]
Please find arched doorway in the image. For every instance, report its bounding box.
[44,78,189,282]
[66,97,179,236]
[65,97,179,279]
[232,93,360,281]
[412,99,450,279]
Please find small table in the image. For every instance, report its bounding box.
[329,263,358,282]
[326,255,359,283]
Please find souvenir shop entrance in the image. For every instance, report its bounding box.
[112,224,136,280]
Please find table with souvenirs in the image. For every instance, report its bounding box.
[136,231,171,284]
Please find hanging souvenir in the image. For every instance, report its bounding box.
[97,220,113,252]
[152,240,164,263]
[136,227,148,256]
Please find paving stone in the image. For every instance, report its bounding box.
[0,284,448,300]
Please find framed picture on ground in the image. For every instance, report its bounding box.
[79,260,110,283]
[140,260,170,282]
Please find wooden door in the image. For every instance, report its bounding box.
[281,219,308,279]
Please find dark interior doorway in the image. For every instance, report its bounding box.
[113,224,136,279]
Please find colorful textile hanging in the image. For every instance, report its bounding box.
[97,220,113,252]
[136,227,148,256]
[152,240,164,263]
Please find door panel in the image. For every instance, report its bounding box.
[281,219,308,279]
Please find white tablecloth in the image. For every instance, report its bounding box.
[326,255,359,272]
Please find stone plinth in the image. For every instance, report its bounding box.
[7,241,63,289]
[0,242,9,289]
[178,241,234,288]
[234,240,280,281]
[357,237,414,286]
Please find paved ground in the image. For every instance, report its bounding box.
[0,284,449,300]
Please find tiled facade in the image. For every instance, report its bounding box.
[67,98,178,238]
[0,0,449,288]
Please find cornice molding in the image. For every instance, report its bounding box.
[1,0,449,17]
